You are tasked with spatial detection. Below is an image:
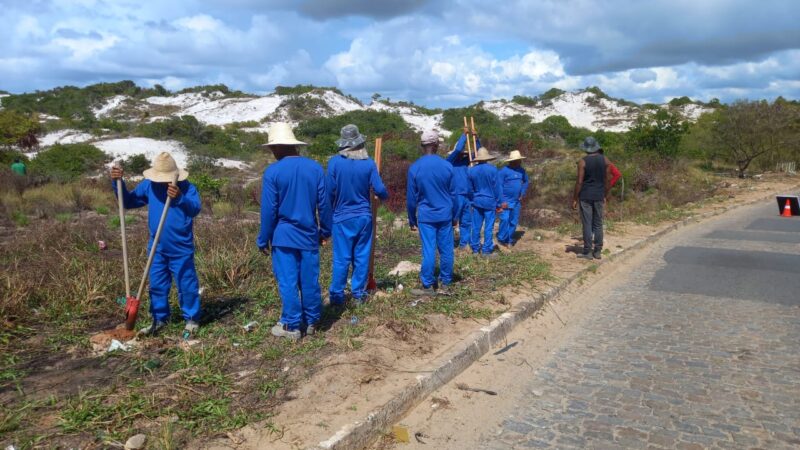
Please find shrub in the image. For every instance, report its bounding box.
[29,143,108,181]
[511,95,538,107]
[120,153,150,174]
[0,110,41,149]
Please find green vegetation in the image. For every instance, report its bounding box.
[625,109,689,157]
[119,153,149,174]
[0,110,41,149]
[29,143,108,181]
[177,84,251,98]
[137,115,264,159]
[296,110,415,159]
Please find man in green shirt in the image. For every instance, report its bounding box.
[10,159,26,176]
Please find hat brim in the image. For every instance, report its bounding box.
[581,143,601,153]
[143,168,189,183]
[474,155,496,162]
[262,139,308,147]
[505,156,526,162]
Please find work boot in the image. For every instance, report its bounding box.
[593,249,603,260]
[411,286,436,296]
[305,322,320,337]
[138,320,167,337]
[577,251,593,260]
[271,323,301,340]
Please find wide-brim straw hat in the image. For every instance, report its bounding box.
[262,122,307,147]
[505,150,526,162]
[420,130,441,145]
[336,124,366,149]
[474,147,496,162]
[142,152,188,183]
[580,136,601,153]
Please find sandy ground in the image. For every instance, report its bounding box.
[198,175,798,450]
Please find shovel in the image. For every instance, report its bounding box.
[123,173,179,330]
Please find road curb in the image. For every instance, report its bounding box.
[311,187,797,450]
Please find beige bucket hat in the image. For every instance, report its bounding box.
[263,122,307,147]
[505,150,526,162]
[474,147,496,162]
[142,152,188,183]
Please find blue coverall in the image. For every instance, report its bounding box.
[326,154,389,303]
[468,162,501,254]
[113,179,202,323]
[497,166,529,245]
[258,156,332,331]
[446,134,481,248]
[407,154,458,288]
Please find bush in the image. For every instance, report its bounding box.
[29,143,108,181]
[297,110,414,160]
[137,116,262,159]
[511,95,538,107]
[0,110,41,149]
[120,153,150,174]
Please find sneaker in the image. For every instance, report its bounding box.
[436,285,453,296]
[410,286,436,296]
[271,323,301,340]
[592,249,602,260]
[138,320,167,337]
[183,320,199,339]
[577,252,593,260]
[305,323,320,336]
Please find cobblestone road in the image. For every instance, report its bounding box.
[485,204,800,449]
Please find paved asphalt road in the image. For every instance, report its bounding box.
[397,200,800,449]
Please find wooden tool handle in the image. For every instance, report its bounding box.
[116,177,131,298]
[463,116,474,163]
[368,138,383,277]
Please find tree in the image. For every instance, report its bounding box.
[0,110,41,150]
[625,109,688,157]
[710,100,800,178]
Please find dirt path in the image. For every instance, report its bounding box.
[199,176,798,450]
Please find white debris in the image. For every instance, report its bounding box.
[389,261,421,277]
[124,434,147,450]
[108,339,131,352]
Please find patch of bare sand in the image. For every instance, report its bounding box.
[196,176,798,450]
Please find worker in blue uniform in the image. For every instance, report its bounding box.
[445,129,482,251]
[407,130,458,296]
[111,152,202,336]
[327,124,388,305]
[468,147,502,256]
[497,150,529,247]
[258,123,332,340]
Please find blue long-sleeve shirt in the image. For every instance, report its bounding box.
[497,166,529,206]
[446,134,482,196]
[327,155,388,223]
[468,163,501,210]
[258,156,332,251]
[406,154,457,227]
[112,179,201,256]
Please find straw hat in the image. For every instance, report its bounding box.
[263,122,307,147]
[142,152,188,183]
[580,136,601,153]
[505,150,526,162]
[336,124,366,149]
[420,130,441,145]
[474,147,496,162]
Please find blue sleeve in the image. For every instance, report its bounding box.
[467,168,475,201]
[496,170,506,203]
[173,182,201,217]
[326,160,337,207]
[521,170,530,198]
[492,170,502,207]
[370,162,389,200]
[257,171,278,250]
[475,137,482,149]
[406,167,418,227]
[446,133,467,164]
[317,169,332,239]
[112,179,149,209]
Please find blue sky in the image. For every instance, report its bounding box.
[1,0,798,106]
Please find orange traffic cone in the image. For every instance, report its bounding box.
[781,199,792,217]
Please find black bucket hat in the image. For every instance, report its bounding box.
[336,124,366,149]
[580,136,601,153]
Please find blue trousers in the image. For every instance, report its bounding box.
[497,203,521,245]
[272,246,322,330]
[455,194,472,247]
[148,252,201,323]
[418,221,454,288]
[329,216,373,303]
[471,206,496,254]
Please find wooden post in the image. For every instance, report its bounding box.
[367,138,383,292]
[463,116,474,163]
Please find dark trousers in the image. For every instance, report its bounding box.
[579,200,604,253]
